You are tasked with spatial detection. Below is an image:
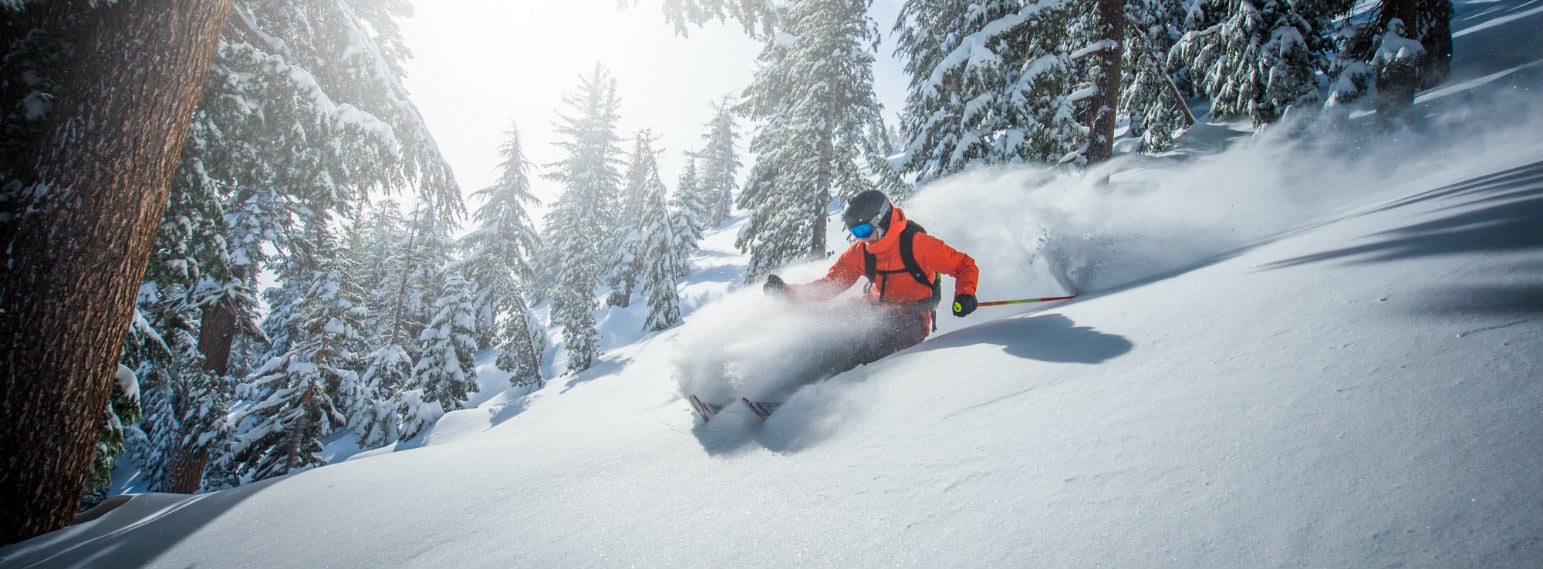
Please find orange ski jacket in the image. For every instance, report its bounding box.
[785,206,979,313]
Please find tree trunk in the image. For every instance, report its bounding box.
[1083,0,1127,163]
[0,0,233,546]
[812,120,833,258]
[199,297,240,377]
[160,446,207,494]
[1418,0,1453,86]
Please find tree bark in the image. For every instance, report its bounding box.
[0,0,233,546]
[160,446,207,494]
[1083,0,1127,163]
[199,298,240,378]
[812,116,832,258]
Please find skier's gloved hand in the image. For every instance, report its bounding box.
[764,274,789,298]
[952,294,977,317]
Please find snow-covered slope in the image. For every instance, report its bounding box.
[3,1,1540,567]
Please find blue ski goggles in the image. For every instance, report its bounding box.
[846,199,891,240]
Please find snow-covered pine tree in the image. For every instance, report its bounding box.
[1325,0,1449,121]
[640,172,685,332]
[400,273,480,441]
[606,131,663,308]
[1172,0,1349,125]
[124,300,231,494]
[541,64,625,374]
[659,0,778,38]
[349,343,410,448]
[241,0,460,218]
[256,0,472,351]
[736,0,889,280]
[1120,0,1195,152]
[227,355,345,482]
[190,0,464,406]
[671,155,708,268]
[697,97,742,227]
[227,228,367,482]
[140,8,403,493]
[456,122,546,390]
[379,205,459,363]
[893,0,1084,182]
[193,19,402,373]
[300,234,371,409]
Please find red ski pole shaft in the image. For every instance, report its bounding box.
[976,295,1077,307]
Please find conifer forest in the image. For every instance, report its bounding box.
[0,0,1460,547]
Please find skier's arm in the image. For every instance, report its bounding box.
[786,245,865,302]
[915,234,979,297]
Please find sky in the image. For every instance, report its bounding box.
[400,0,907,222]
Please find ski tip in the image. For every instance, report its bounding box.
[688,394,715,423]
[740,397,768,420]
[740,397,783,420]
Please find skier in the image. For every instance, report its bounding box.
[764,189,980,371]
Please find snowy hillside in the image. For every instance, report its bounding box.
[3,0,1541,567]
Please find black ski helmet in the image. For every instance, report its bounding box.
[842,190,892,231]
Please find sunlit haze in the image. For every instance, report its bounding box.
[401,0,906,224]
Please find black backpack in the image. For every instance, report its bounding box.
[862,222,943,329]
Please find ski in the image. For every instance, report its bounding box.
[688,394,783,422]
[741,397,783,420]
[687,394,726,423]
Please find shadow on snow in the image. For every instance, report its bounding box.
[1262,160,1543,318]
[686,312,1132,456]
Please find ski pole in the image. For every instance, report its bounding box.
[974,294,1077,308]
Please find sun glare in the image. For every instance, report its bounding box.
[402,0,763,211]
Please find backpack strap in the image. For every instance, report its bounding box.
[896,225,930,288]
[863,225,929,290]
[862,226,939,303]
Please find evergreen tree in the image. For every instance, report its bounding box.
[457,123,546,390]
[1120,0,1195,152]
[0,1,233,542]
[697,97,742,227]
[606,131,663,308]
[623,157,691,329]
[893,0,1084,181]
[376,206,459,363]
[671,155,708,264]
[123,297,231,494]
[227,231,366,482]
[659,0,778,38]
[339,199,401,347]
[400,274,480,440]
[641,183,685,332]
[541,64,624,374]
[737,0,889,280]
[186,2,462,457]
[349,343,410,448]
[1172,0,1348,125]
[1325,0,1450,121]
[227,354,345,482]
[240,0,460,217]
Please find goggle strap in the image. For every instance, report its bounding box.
[871,199,891,228]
